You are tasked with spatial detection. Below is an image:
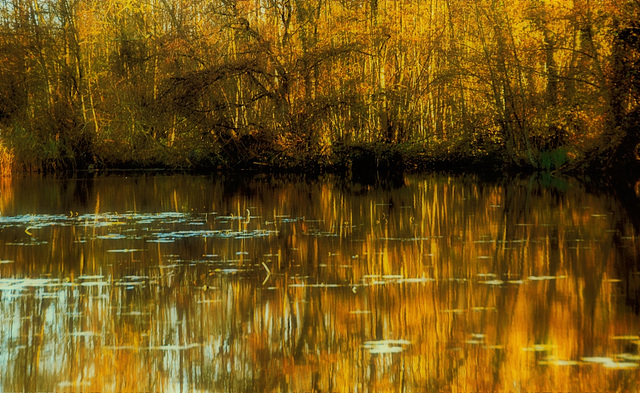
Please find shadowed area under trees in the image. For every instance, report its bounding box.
[0,0,639,177]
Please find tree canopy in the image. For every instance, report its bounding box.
[0,0,638,175]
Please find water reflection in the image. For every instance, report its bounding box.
[1,173,639,392]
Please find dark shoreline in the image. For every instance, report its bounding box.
[9,141,639,187]
[11,146,638,197]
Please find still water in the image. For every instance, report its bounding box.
[0,173,639,392]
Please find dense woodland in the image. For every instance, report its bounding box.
[0,0,639,175]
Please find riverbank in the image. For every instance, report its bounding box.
[3,136,637,190]
[0,137,531,178]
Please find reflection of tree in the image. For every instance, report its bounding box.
[608,182,640,314]
[293,287,314,362]
[2,174,640,392]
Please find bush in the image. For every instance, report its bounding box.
[539,148,568,172]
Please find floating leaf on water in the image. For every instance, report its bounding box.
[37,292,61,299]
[363,339,411,346]
[58,381,90,388]
[480,280,504,286]
[472,307,497,312]
[466,334,485,345]
[616,354,640,361]
[527,275,566,281]
[611,335,640,341]
[289,282,341,288]
[122,275,148,280]
[80,281,109,287]
[500,239,528,244]
[307,231,339,237]
[582,357,615,364]
[539,358,579,366]
[397,277,435,284]
[115,281,145,287]
[585,356,640,369]
[369,345,404,354]
[523,344,556,352]
[303,219,324,223]
[197,299,222,304]
[603,362,639,369]
[149,343,201,351]
[103,345,139,350]
[78,275,104,280]
[313,283,340,288]
[71,331,99,337]
[508,280,525,285]
[441,309,466,314]
[119,311,145,316]
[216,268,241,274]
[6,241,49,246]
[0,260,13,264]
[380,237,432,242]
[97,234,127,240]
[363,339,411,354]
[0,278,62,290]
[152,229,276,241]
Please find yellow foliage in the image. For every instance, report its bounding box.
[0,141,14,177]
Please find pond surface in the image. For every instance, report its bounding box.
[1,173,640,392]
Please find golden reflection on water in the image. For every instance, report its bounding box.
[1,173,640,392]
